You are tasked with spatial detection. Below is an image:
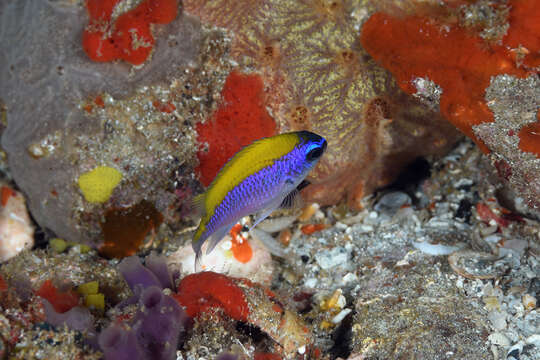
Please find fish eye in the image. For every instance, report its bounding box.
[306,147,323,161]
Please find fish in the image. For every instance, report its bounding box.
[192,131,327,267]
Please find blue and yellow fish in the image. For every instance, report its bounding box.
[192,131,327,266]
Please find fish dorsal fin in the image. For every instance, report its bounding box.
[191,193,206,217]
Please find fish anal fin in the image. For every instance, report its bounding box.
[205,223,235,255]
[192,233,206,272]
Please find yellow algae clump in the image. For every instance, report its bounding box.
[77,166,122,203]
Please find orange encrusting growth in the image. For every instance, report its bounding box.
[99,200,163,259]
[152,100,176,113]
[360,0,540,153]
[229,224,253,263]
[35,280,80,313]
[82,0,178,65]
[300,223,327,235]
[195,71,277,186]
[504,0,540,69]
[518,112,540,158]
[174,272,250,321]
[0,274,7,292]
[1,186,16,207]
[254,353,282,360]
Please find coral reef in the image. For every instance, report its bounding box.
[1,0,539,358]
[36,279,80,314]
[474,75,540,216]
[351,260,491,358]
[1,138,539,358]
[184,0,461,208]
[0,0,231,248]
[360,0,540,213]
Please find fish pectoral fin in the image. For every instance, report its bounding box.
[280,188,305,209]
[205,223,235,255]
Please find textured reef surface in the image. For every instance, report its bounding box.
[361,0,540,216]
[0,0,539,359]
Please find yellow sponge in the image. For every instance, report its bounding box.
[77,281,99,296]
[84,293,105,311]
[77,166,122,203]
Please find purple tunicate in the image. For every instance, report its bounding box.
[99,286,189,360]
[118,256,161,291]
[41,299,93,332]
[99,324,143,360]
[145,252,173,289]
[140,285,163,311]
[134,286,186,360]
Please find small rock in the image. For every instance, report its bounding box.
[0,183,34,263]
[314,247,348,270]
[489,332,511,347]
[374,192,411,216]
[525,334,540,346]
[522,293,536,310]
[304,278,318,288]
[507,342,523,358]
[501,239,528,254]
[342,272,358,284]
[331,308,352,324]
[298,203,319,222]
[488,311,507,330]
[258,216,296,233]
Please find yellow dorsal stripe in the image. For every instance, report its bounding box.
[203,132,300,215]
